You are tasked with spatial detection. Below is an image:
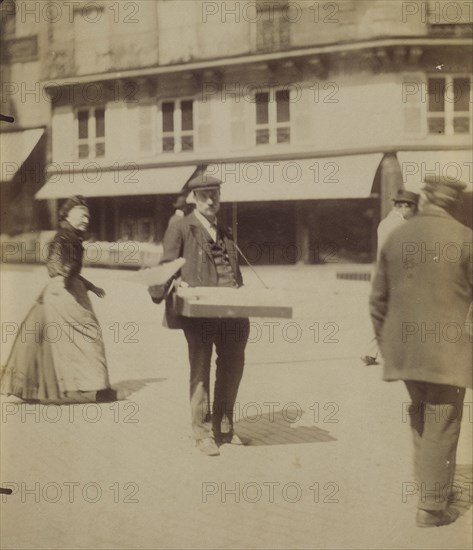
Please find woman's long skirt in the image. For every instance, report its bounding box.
[0,276,110,402]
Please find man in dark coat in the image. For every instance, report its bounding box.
[362,189,420,365]
[370,175,472,527]
[150,176,249,456]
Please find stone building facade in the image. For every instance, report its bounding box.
[3,0,472,262]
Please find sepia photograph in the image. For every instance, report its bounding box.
[0,0,472,548]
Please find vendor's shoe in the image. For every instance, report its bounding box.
[96,388,118,402]
[196,437,220,457]
[219,432,244,445]
[416,508,459,528]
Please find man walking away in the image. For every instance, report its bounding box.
[370,175,472,527]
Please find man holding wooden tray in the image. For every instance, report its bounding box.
[149,175,250,457]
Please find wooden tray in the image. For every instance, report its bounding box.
[175,287,292,319]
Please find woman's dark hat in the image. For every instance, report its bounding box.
[58,195,88,221]
[392,189,419,205]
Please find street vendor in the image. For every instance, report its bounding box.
[149,175,249,456]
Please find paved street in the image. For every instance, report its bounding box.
[1,263,472,549]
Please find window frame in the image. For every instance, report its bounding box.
[426,73,472,137]
[253,87,292,146]
[157,97,196,154]
[75,106,106,160]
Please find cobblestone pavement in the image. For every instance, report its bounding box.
[1,264,472,549]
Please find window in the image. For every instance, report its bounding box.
[159,99,194,153]
[427,75,472,136]
[76,107,106,159]
[256,2,290,52]
[427,0,473,37]
[255,89,290,145]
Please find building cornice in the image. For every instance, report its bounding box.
[42,37,472,89]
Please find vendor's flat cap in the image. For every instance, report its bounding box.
[187,175,222,192]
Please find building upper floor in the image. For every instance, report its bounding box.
[48,64,472,168]
[2,0,471,156]
[1,0,472,81]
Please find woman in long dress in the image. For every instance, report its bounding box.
[0,196,122,403]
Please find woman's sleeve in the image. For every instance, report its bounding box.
[46,237,73,279]
[78,275,95,291]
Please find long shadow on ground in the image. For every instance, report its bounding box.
[234,410,337,446]
[113,377,167,395]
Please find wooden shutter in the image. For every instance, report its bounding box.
[138,104,156,157]
[52,105,74,162]
[291,86,314,145]
[126,103,156,158]
[230,96,251,150]
[195,98,213,151]
[402,73,427,138]
[105,101,123,160]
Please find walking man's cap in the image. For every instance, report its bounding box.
[422,175,467,207]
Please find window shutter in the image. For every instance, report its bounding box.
[126,103,156,158]
[230,97,251,150]
[105,102,123,160]
[126,103,140,157]
[291,86,314,145]
[138,104,156,157]
[195,98,213,151]
[52,106,74,162]
[402,73,427,138]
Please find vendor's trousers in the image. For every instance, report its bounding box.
[183,317,250,440]
[404,381,466,511]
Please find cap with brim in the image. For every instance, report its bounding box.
[392,189,420,205]
[187,175,222,192]
[422,175,467,207]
